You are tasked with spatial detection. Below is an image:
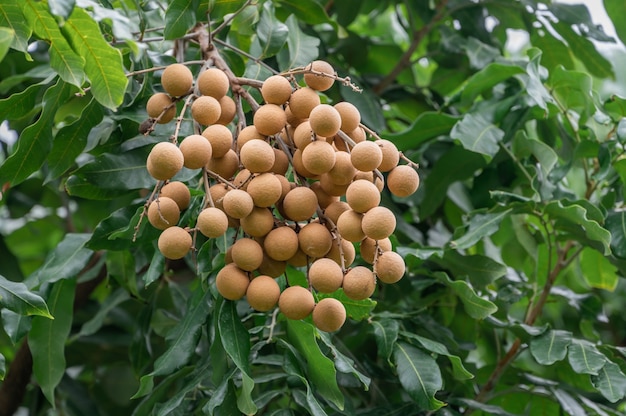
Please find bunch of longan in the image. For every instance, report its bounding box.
[142,60,420,332]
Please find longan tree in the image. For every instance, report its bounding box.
[1,1,626,415]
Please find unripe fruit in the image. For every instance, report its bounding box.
[360,237,392,264]
[237,125,265,151]
[247,173,282,207]
[261,75,292,105]
[309,104,342,137]
[362,206,396,240]
[387,165,420,197]
[160,181,191,210]
[241,207,275,237]
[342,266,376,300]
[157,226,192,260]
[346,179,381,213]
[377,139,400,172]
[216,263,250,300]
[202,124,233,158]
[161,63,193,97]
[313,298,346,332]
[246,275,281,311]
[179,134,212,169]
[222,189,254,219]
[148,196,180,230]
[309,258,343,293]
[207,149,239,179]
[240,139,275,173]
[253,104,287,136]
[146,93,176,123]
[147,142,184,180]
[197,207,228,238]
[301,140,336,175]
[191,96,221,125]
[350,140,383,172]
[289,87,320,119]
[264,226,299,261]
[279,286,315,320]
[282,186,318,221]
[217,95,236,125]
[375,251,405,284]
[197,67,229,99]
[334,102,361,133]
[336,209,365,242]
[326,237,356,267]
[299,222,333,258]
[304,60,335,91]
[324,200,350,225]
[231,238,264,271]
[328,151,356,185]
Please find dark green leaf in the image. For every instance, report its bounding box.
[393,342,445,410]
[463,37,500,69]
[606,211,626,259]
[0,2,32,52]
[143,250,165,287]
[580,247,619,291]
[87,205,139,250]
[512,131,558,178]
[132,366,194,416]
[0,81,44,121]
[317,332,371,389]
[218,300,252,375]
[342,85,385,133]
[277,14,320,70]
[551,388,588,416]
[30,233,93,286]
[435,251,507,288]
[276,0,330,25]
[74,288,129,339]
[451,113,504,160]
[530,330,572,365]
[604,0,626,46]
[1,310,31,344]
[553,21,613,79]
[386,112,460,151]
[402,332,474,381]
[0,275,52,318]
[591,361,626,403]
[371,319,398,362]
[530,31,575,72]
[450,208,513,250]
[523,48,553,110]
[164,0,198,39]
[567,339,607,375]
[106,251,139,299]
[548,64,595,122]
[154,358,211,416]
[433,272,498,320]
[64,174,129,200]
[461,63,525,105]
[0,27,13,61]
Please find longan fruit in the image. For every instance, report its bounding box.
[222,189,254,219]
[217,95,236,125]
[353,170,384,192]
[161,63,193,97]
[289,87,320,119]
[147,196,180,230]
[309,104,341,137]
[350,140,383,172]
[147,142,184,180]
[271,148,289,175]
[246,275,281,311]
[304,60,335,91]
[278,286,315,320]
[241,207,275,237]
[253,104,287,136]
[319,173,350,197]
[301,139,336,175]
[261,75,292,105]
[216,263,250,300]
[233,169,253,191]
[309,258,343,293]
[360,237,392,264]
[346,179,381,213]
[285,106,303,128]
[310,181,339,209]
[293,121,315,150]
[387,165,420,197]
[299,222,333,258]
[282,186,318,221]
[247,173,282,207]
[259,254,287,278]
[361,206,396,240]
[191,96,221,125]
[336,209,365,242]
[374,251,405,284]
[146,92,176,123]
[324,200,350,225]
[197,207,228,238]
[179,134,212,169]
[240,139,275,173]
[207,149,239,179]
[313,298,346,332]
[377,139,400,172]
[237,125,265,151]
[347,126,366,143]
[201,124,232,159]
[327,151,356,185]
[157,226,192,260]
[231,238,264,271]
[209,183,229,210]
[275,174,293,201]
[334,102,361,133]
[342,266,376,300]
[160,181,191,210]
[197,67,229,99]
[326,237,356,267]
[264,226,299,261]
[292,149,318,179]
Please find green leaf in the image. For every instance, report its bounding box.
[28,278,76,406]
[523,48,553,110]
[133,366,195,416]
[23,1,85,87]
[30,233,93,287]
[551,388,587,416]
[318,290,376,321]
[255,3,288,58]
[434,251,507,288]
[237,373,257,415]
[277,14,320,70]
[63,8,128,109]
[604,0,626,46]
[460,63,525,105]
[402,332,474,381]
[530,330,572,365]
[591,361,626,403]
[450,208,513,250]
[0,81,44,121]
[317,332,371,389]
[0,27,13,61]
[451,113,504,160]
[1,310,31,344]
[567,339,607,375]
[580,247,619,291]
[154,359,212,416]
[87,206,139,251]
[164,0,197,39]
[276,0,330,25]
[0,79,74,186]
[286,319,344,410]
[393,342,445,410]
[463,37,499,69]
[548,65,595,123]
[106,251,139,299]
[530,31,575,72]
[48,0,75,20]
[433,272,498,320]
[144,250,165,287]
[74,288,129,339]
[0,2,32,52]
[386,112,460,151]
[512,131,558,178]
[0,275,52,318]
[218,300,252,375]
[553,21,614,79]
[606,211,626,259]
[371,319,398,362]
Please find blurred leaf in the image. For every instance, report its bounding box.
[30,233,93,287]
[463,37,499,69]
[434,272,498,320]
[133,366,194,416]
[548,65,595,123]
[568,339,607,375]
[1,310,31,344]
[143,250,165,287]
[605,211,626,259]
[0,81,44,121]
[549,3,613,42]
[0,2,32,52]
[461,63,524,105]
[106,251,139,299]
[451,113,503,160]
[74,288,130,339]
[435,251,507,288]
[393,342,445,410]
[604,0,626,46]
[402,332,474,381]
[579,247,618,291]
[0,275,51,318]
[276,0,330,25]
[530,330,572,365]
[87,205,139,251]
[387,112,460,151]
[371,319,398,362]
[341,85,385,132]
[530,31,575,72]
[317,332,371,389]
[164,0,197,40]
[551,388,587,416]
[48,0,75,20]
[154,358,211,416]
[450,208,513,250]
[523,48,553,110]
[591,361,626,403]
[512,131,558,178]
[553,22,613,79]
[277,14,320,70]
[256,3,288,58]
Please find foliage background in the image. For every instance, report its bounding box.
[1,0,626,415]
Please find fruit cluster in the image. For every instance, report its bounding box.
[142,60,420,332]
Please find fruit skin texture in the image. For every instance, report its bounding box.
[326,237,356,267]
[377,139,400,172]
[387,165,420,197]
[207,148,239,179]
[147,142,184,180]
[216,263,250,300]
[246,275,281,311]
[261,75,292,105]
[301,139,336,175]
[342,266,376,300]
[240,139,276,173]
[231,238,264,272]
[304,60,335,91]
[160,181,191,210]
[264,226,299,261]
[246,173,282,207]
[362,206,396,240]
[191,96,221,125]
[313,298,347,332]
[282,186,318,221]
[197,67,229,99]
[253,104,287,136]
[278,286,315,320]
[375,251,406,284]
[146,93,176,123]
[179,134,212,169]
[360,237,392,264]
[350,140,383,172]
[158,226,192,260]
[241,207,274,237]
[336,209,365,242]
[217,95,236,125]
[202,124,233,158]
[147,197,180,230]
[309,258,343,293]
[161,63,193,97]
[222,189,254,219]
[298,222,333,258]
[289,87,321,120]
[334,101,361,133]
[196,207,228,238]
[309,104,342,137]
[346,179,381,213]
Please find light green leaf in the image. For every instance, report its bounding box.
[523,48,553,110]
[530,31,574,72]
[0,2,32,52]
[1,309,31,344]
[604,0,626,46]
[318,290,376,321]
[461,63,525,105]
[605,211,626,259]
[277,14,320,70]
[463,37,499,69]
[530,330,572,365]
[371,319,399,362]
[548,64,595,123]
[30,233,93,287]
[164,0,198,40]
[0,27,13,61]
[553,21,614,79]
[551,388,587,416]
[512,131,558,178]
[0,275,52,318]
[434,272,498,320]
[591,361,626,403]
[567,339,607,375]
[0,81,44,121]
[393,342,445,410]
[237,373,257,415]
[579,247,619,291]
[451,113,504,160]
[386,112,460,151]
[435,251,507,288]
[450,208,513,250]
[402,332,474,381]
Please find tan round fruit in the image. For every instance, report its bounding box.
[241,207,275,237]
[324,200,350,225]
[346,179,381,213]
[247,173,282,207]
[319,174,349,196]
[387,165,420,197]
[285,106,302,128]
[237,126,265,151]
[377,139,400,172]
[342,266,376,300]
[313,298,346,332]
[231,238,264,271]
[288,87,320,119]
[298,222,332,258]
[147,142,184,180]
[264,226,299,261]
[360,237,392,264]
[222,189,254,219]
[347,126,366,143]
[334,102,361,133]
[278,286,315,320]
[271,148,289,175]
[304,60,335,91]
[292,149,318,178]
[309,258,343,293]
[161,63,193,97]
[253,104,287,136]
[350,140,383,172]
[179,134,212,169]
[293,121,315,150]
[246,275,281,311]
[233,169,253,191]
[353,171,384,192]
[362,206,396,240]
[301,139,336,175]
[240,139,275,173]
[217,95,236,125]
[309,104,341,137]
[374,251,405,284]
[327,151,356,185]
[282,186,318,221]
[259,255,287,278]
[209,183,229,210]
[197,207,228,238]
[197,67,229,99]
[157,226,192,260]
[326,237,356,267]
[275,174,293,201]
[207,149,239,179]
[160,181,191,210]
[261,75,292,105]
[309,181,339,209]
[146,92,176,123]
[216,263,250,300]
[201,124,233,158]
[286,248,308,267]
[191,96,221,125]
[147,196,180,230]
[336,209,365,242]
